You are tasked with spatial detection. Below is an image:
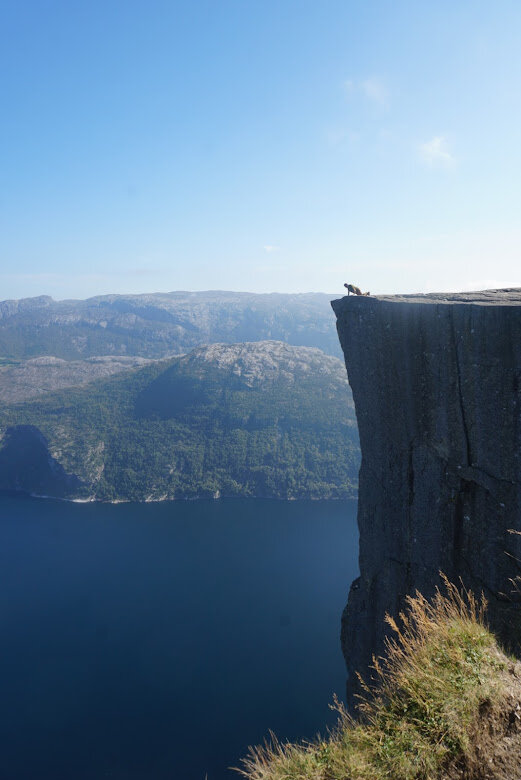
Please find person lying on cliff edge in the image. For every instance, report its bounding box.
[344,283,371,296]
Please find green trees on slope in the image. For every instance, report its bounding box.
[0,346,360,501]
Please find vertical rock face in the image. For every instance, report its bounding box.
[332,289,521,705]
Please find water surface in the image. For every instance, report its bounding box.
[0,496,358,779]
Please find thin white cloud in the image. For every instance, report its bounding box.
[361,78,389,107]
[263,245,280,253]
[419,136,454,166]
[343,77,389,107]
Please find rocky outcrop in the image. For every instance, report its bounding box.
[0,355,153,405]
[332,289,521,705]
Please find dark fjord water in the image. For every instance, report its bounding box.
[0,495,358,780]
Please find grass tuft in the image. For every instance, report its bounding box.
[237,575,519,780]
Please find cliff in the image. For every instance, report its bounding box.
[332,289,521,704]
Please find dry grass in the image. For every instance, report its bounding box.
[237,576,521,780]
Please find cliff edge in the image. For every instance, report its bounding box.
[332,288,521,704]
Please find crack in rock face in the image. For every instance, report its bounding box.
[332,289,521,707]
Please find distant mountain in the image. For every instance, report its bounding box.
[0,291,342,360]
[0,355,153,405]
[0,341,359,502]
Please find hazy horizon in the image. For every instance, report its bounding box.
[6,283,521,306]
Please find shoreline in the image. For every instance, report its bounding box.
[0,488,357,505]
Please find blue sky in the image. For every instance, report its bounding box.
[2,0,521,300]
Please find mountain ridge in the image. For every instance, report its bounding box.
[0,340,360,502]
[0,290,342,360]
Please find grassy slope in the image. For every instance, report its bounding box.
[239,577,521,780]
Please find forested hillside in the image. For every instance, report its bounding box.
[0,341,359,502]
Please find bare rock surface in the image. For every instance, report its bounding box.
[367,288,521,305]
[332,288,521,706]
[0,355,154,405]
[174,340,348,390]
